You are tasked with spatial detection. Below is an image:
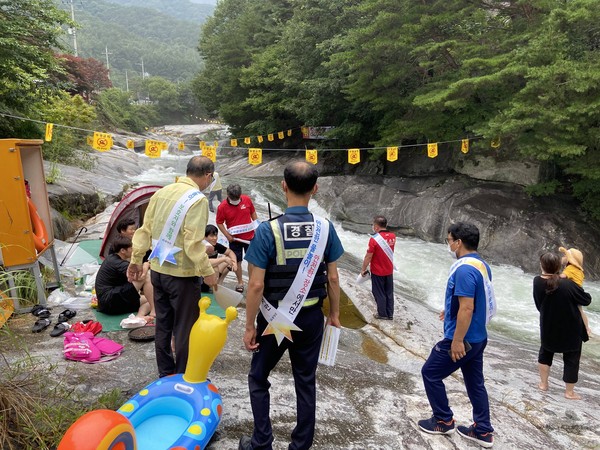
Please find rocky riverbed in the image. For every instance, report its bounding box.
[9,125,598,449]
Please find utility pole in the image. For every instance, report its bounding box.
[125,70,129,92]
[69,0,78,56]
[141,57,145,80]
[104,45,112,79]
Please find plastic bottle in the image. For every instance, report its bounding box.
[75,268,84,294]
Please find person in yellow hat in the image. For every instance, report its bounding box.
[559,247,591,337]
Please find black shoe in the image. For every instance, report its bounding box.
[238,435,253,450]
[374,314,392,320]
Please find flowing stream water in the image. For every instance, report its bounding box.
[130,150,600,362]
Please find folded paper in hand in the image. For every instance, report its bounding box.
[318,324,341,366]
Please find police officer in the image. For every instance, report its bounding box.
[239,160,344,450]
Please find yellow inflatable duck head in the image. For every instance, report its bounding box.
[184,296,238,383]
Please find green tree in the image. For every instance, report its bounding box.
[0,0,70,135]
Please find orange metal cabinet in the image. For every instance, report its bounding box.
[0,139,54,268]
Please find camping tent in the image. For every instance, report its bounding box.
[99,185,161,259]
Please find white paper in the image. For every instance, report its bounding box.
[318,324,341,366]
[355,271,370,284]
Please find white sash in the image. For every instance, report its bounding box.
[208,172,219,191]
[448,256,497,324]
[260,215,329,345]
[372,232,399,272]
[228,219,260,236]
[149,189,205,266]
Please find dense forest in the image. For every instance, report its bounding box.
[1,0,600,219]
[194,0,600,219]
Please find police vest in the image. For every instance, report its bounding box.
[263,214,328,308]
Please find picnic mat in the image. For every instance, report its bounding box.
[78,239,103,264]
[93,293,226,331]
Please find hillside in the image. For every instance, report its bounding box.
[58,0,214,86]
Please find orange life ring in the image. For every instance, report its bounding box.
[27,197,49,252]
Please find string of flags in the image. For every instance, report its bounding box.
[3,111,482,166]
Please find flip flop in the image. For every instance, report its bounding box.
[31,306,51,319]
[235,284,244,293]
[57,309,77,323]
[50,322,70,337]
[32,318,51,333]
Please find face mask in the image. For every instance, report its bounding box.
[229,199,241,206]
[447,243,457,259]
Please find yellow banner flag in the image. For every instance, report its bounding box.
[461,139,469,154]
[93,132,112,152]
[126,139,135,150]
[231,139,238,147]
[203,146,216,162]
[244,137,251,144]
[45,123,53,142]
[213,141,218,148]
[160,141,168,150]
[257,135,264,144]
[306,149,318,165]
[199,141,206,150]
[267,134,274,142]
[277,131,284,139]
[387,146,398,162]
[249,148,262,165]
[427,143,438,158]
[348,148,360,165]
[491,137,501,148]
[178,141,185,151]
[145,140,162,158]
[86,136,93,146]
[287,129,292,137]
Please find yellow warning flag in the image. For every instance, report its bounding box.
[231,139,238,147]
[387,146,398,162]
[178,141,185,151]
[461,139,469,154]
[244,137,251,145]
[199,141,206,150]
[427,143,438,158]
[306,149,318,165]
[267,133,274,142]
[249,148,262,165]
[491,137,501,148]
[348,148,360,165]
[126,139,135,150]
[145,140,162,158]
[257,135,264,144]
[93,132,113,152]
[45,123,53,142]
[203,146,216,162]
[160,141,168,150]
[213,141,218,148]
[278,131,284,140]
[287,129,292,137]
[86,136,93,146]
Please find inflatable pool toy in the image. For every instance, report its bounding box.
[58,297,237,450]
[213,284,243,309]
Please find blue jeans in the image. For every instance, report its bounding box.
[421,338,493,433]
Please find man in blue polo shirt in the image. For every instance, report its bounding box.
[418,222,496,448]
[239,160,344,450]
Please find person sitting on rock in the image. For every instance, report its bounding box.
[95,235,155,320]
[205,224,238,285]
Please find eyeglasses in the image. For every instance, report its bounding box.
[207,173,214,181]
[445,237,460,245]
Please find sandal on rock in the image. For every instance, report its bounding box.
[50,322,70,337]
[31,305,51,319]
[57,309,77,323]
[235,284,244,293]
[32,318,51,333]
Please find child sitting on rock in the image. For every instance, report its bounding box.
[559,246,592,337]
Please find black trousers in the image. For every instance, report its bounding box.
[538,345,582,383]
[151,271,202,377]
[371,273,394,318]
[248,306,324,450]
